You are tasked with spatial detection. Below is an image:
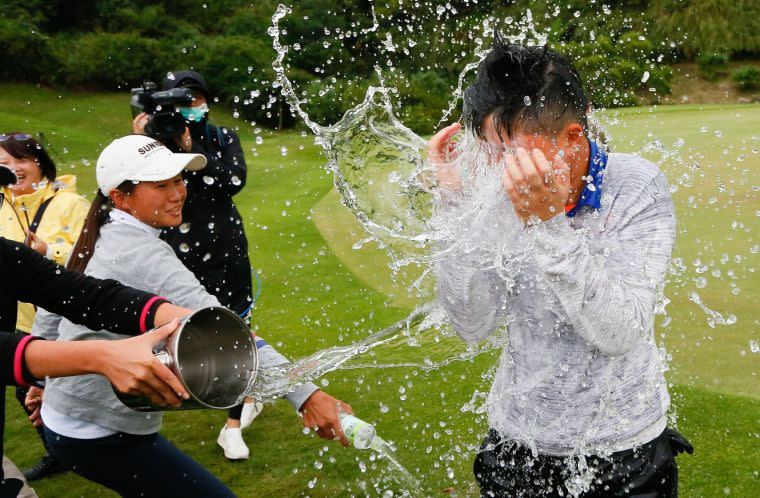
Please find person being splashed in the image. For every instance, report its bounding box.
[430,37,692,497]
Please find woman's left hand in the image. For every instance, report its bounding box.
[25,386,44,428]
[26,231,48,256]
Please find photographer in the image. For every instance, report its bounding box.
[131,70,259,460]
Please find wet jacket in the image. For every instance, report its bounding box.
[436,153,675,455]
[161,122,253,315]
[0,175,90,332]
[0,236,169,485]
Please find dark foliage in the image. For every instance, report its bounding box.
[1,1,755,132]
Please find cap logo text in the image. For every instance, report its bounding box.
[137,141,163,155]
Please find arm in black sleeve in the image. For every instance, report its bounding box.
[0,331,41,386]
[190,127,247,196]
[3,238,168,336]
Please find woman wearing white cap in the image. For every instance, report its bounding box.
[31,136,352,497]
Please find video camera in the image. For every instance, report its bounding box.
[130,82,193,141]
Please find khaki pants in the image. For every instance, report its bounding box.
[2,456,38,498]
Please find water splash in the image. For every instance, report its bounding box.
[372,439,419,496]
[687,291,738,328]
[247,304,433,402]
[265,3,757,496]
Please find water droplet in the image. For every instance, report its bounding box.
[641,71,650,83]
[523,96,532,106]
[231,175,241,186]
[202,176,214,185]
[179,243,190,253]
[750,340,759,353]
[179,223,190,234]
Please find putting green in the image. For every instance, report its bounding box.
[312,104,760,399]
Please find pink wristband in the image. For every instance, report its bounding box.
[14,335,38,387]
[140,296,166,333]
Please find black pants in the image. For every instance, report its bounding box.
[474,428,693,497]
[45,426,236,498]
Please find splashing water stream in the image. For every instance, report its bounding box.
[247,304,433,403]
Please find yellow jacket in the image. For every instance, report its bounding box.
[0,174,90,332]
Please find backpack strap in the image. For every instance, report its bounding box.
[29,197,54,233]
[216,125,226,150]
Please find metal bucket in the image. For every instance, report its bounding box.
[115,306,258,411]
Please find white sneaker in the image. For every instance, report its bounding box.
[240,401,264,430]
[217,426,249,460]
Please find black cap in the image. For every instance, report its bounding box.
[0,164,17,186]
[163,70,210,100]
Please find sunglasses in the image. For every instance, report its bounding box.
[0,133,33,142]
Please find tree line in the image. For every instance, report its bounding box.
[3,0,759,133]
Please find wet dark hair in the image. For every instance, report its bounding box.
[0,132,57,181]
[67,181,137,273]
[464,35,589,141]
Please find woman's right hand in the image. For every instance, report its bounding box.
[132,112,150,135]
[428,122,464,192]
[98,319,189,407]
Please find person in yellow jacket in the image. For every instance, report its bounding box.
[0,131,89,481]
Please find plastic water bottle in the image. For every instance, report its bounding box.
[339,412,383,450]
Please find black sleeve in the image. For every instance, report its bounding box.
[190,128,247,196]
[2,238,168,336]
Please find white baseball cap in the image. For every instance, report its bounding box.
[96,135,207,195]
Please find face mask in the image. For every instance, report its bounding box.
[180,103,209,122]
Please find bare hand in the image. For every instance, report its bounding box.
[132,112,149,135]
[99,319,189,407]
[25,231,48,256]
[25,386,44,428]
[301,390,353,447]
[502,148,570,223]
[176,127,192,152]
[427,123,463,192]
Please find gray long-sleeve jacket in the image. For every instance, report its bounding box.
[35,213,317,435]
[435,152,676,456]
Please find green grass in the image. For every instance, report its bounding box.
[2,84,759,497]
